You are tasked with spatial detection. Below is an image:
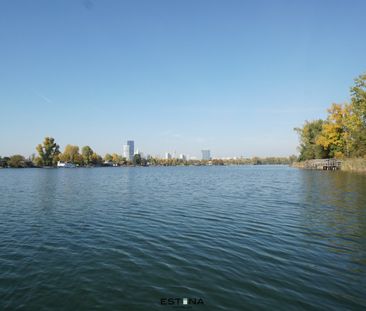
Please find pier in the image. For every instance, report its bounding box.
[303,159,342,170]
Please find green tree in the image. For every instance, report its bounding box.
[289,155,298,164]
[8,155,26,168]
[59,145,80,163]
[36,137,60,166]
[350,73,366,156]
[295,120,329,160]
[133,154,141,165]
[82,146,94,165]
[33,157,44,167]
[351,73,366,123]
[104,153,113,162]
[73,153,84,166]
[112,153,122,164]
[91,153,103,165]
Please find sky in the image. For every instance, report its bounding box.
[0,0,365,158]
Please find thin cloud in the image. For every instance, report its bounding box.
[31,89,53,104]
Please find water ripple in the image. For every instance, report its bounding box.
[0,166,366,310]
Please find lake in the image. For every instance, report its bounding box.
[0,166,366,310]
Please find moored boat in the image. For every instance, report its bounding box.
[57,161,76,168]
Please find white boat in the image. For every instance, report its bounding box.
[57,161,76,168]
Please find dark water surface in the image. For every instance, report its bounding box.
[1,166,366,310]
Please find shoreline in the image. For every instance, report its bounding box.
[0,163,291,169]
[292,158,366,173]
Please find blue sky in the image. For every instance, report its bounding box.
[1,0,365,158]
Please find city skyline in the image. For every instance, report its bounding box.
[124,139,209,160]
[1,1,366,157]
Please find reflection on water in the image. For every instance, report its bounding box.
[0,166,366,310]
[300,171,366,265]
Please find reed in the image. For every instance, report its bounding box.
[341,158,366,173]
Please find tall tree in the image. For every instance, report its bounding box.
[342,102,364,157]
[316,104,348,158]
[294,120,329,160]
[36,137,60,166]
[59,145,80,164]
[81,146,94,165]
[351,73,366,123]
[350,73,366,155]
[133,154,141,165]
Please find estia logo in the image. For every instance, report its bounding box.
[160,297,204,306]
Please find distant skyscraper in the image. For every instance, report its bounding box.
[123,144,130,160]
[123,140,135,161]
[165,152,172,160]
[201,150,211,160]
[127,140,134,156]
[127,140,134,160]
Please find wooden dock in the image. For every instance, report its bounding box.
[303,158,342,170]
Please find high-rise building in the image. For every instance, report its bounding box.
[127,140,134,158]
[123,144,130,161]
[123,140,135,161]
[201,150,211,160]
[165,152,172,160]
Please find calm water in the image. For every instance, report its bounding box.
[0,166,366,310]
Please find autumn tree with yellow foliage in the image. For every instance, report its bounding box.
[295,73,366,160]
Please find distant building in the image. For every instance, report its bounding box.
[123,144,130,160]
[201,150,211,160]
[165,152,172,160]
[127,140,134,158]
[179,154,186,161]
[123,140,135,161]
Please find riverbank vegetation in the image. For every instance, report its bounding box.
[340,158,366,173]
[295,72,366,171]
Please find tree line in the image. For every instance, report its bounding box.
[0,137,296,168]
[295,73,366,161]
[0,138,123,168]
[148,156,296,166]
